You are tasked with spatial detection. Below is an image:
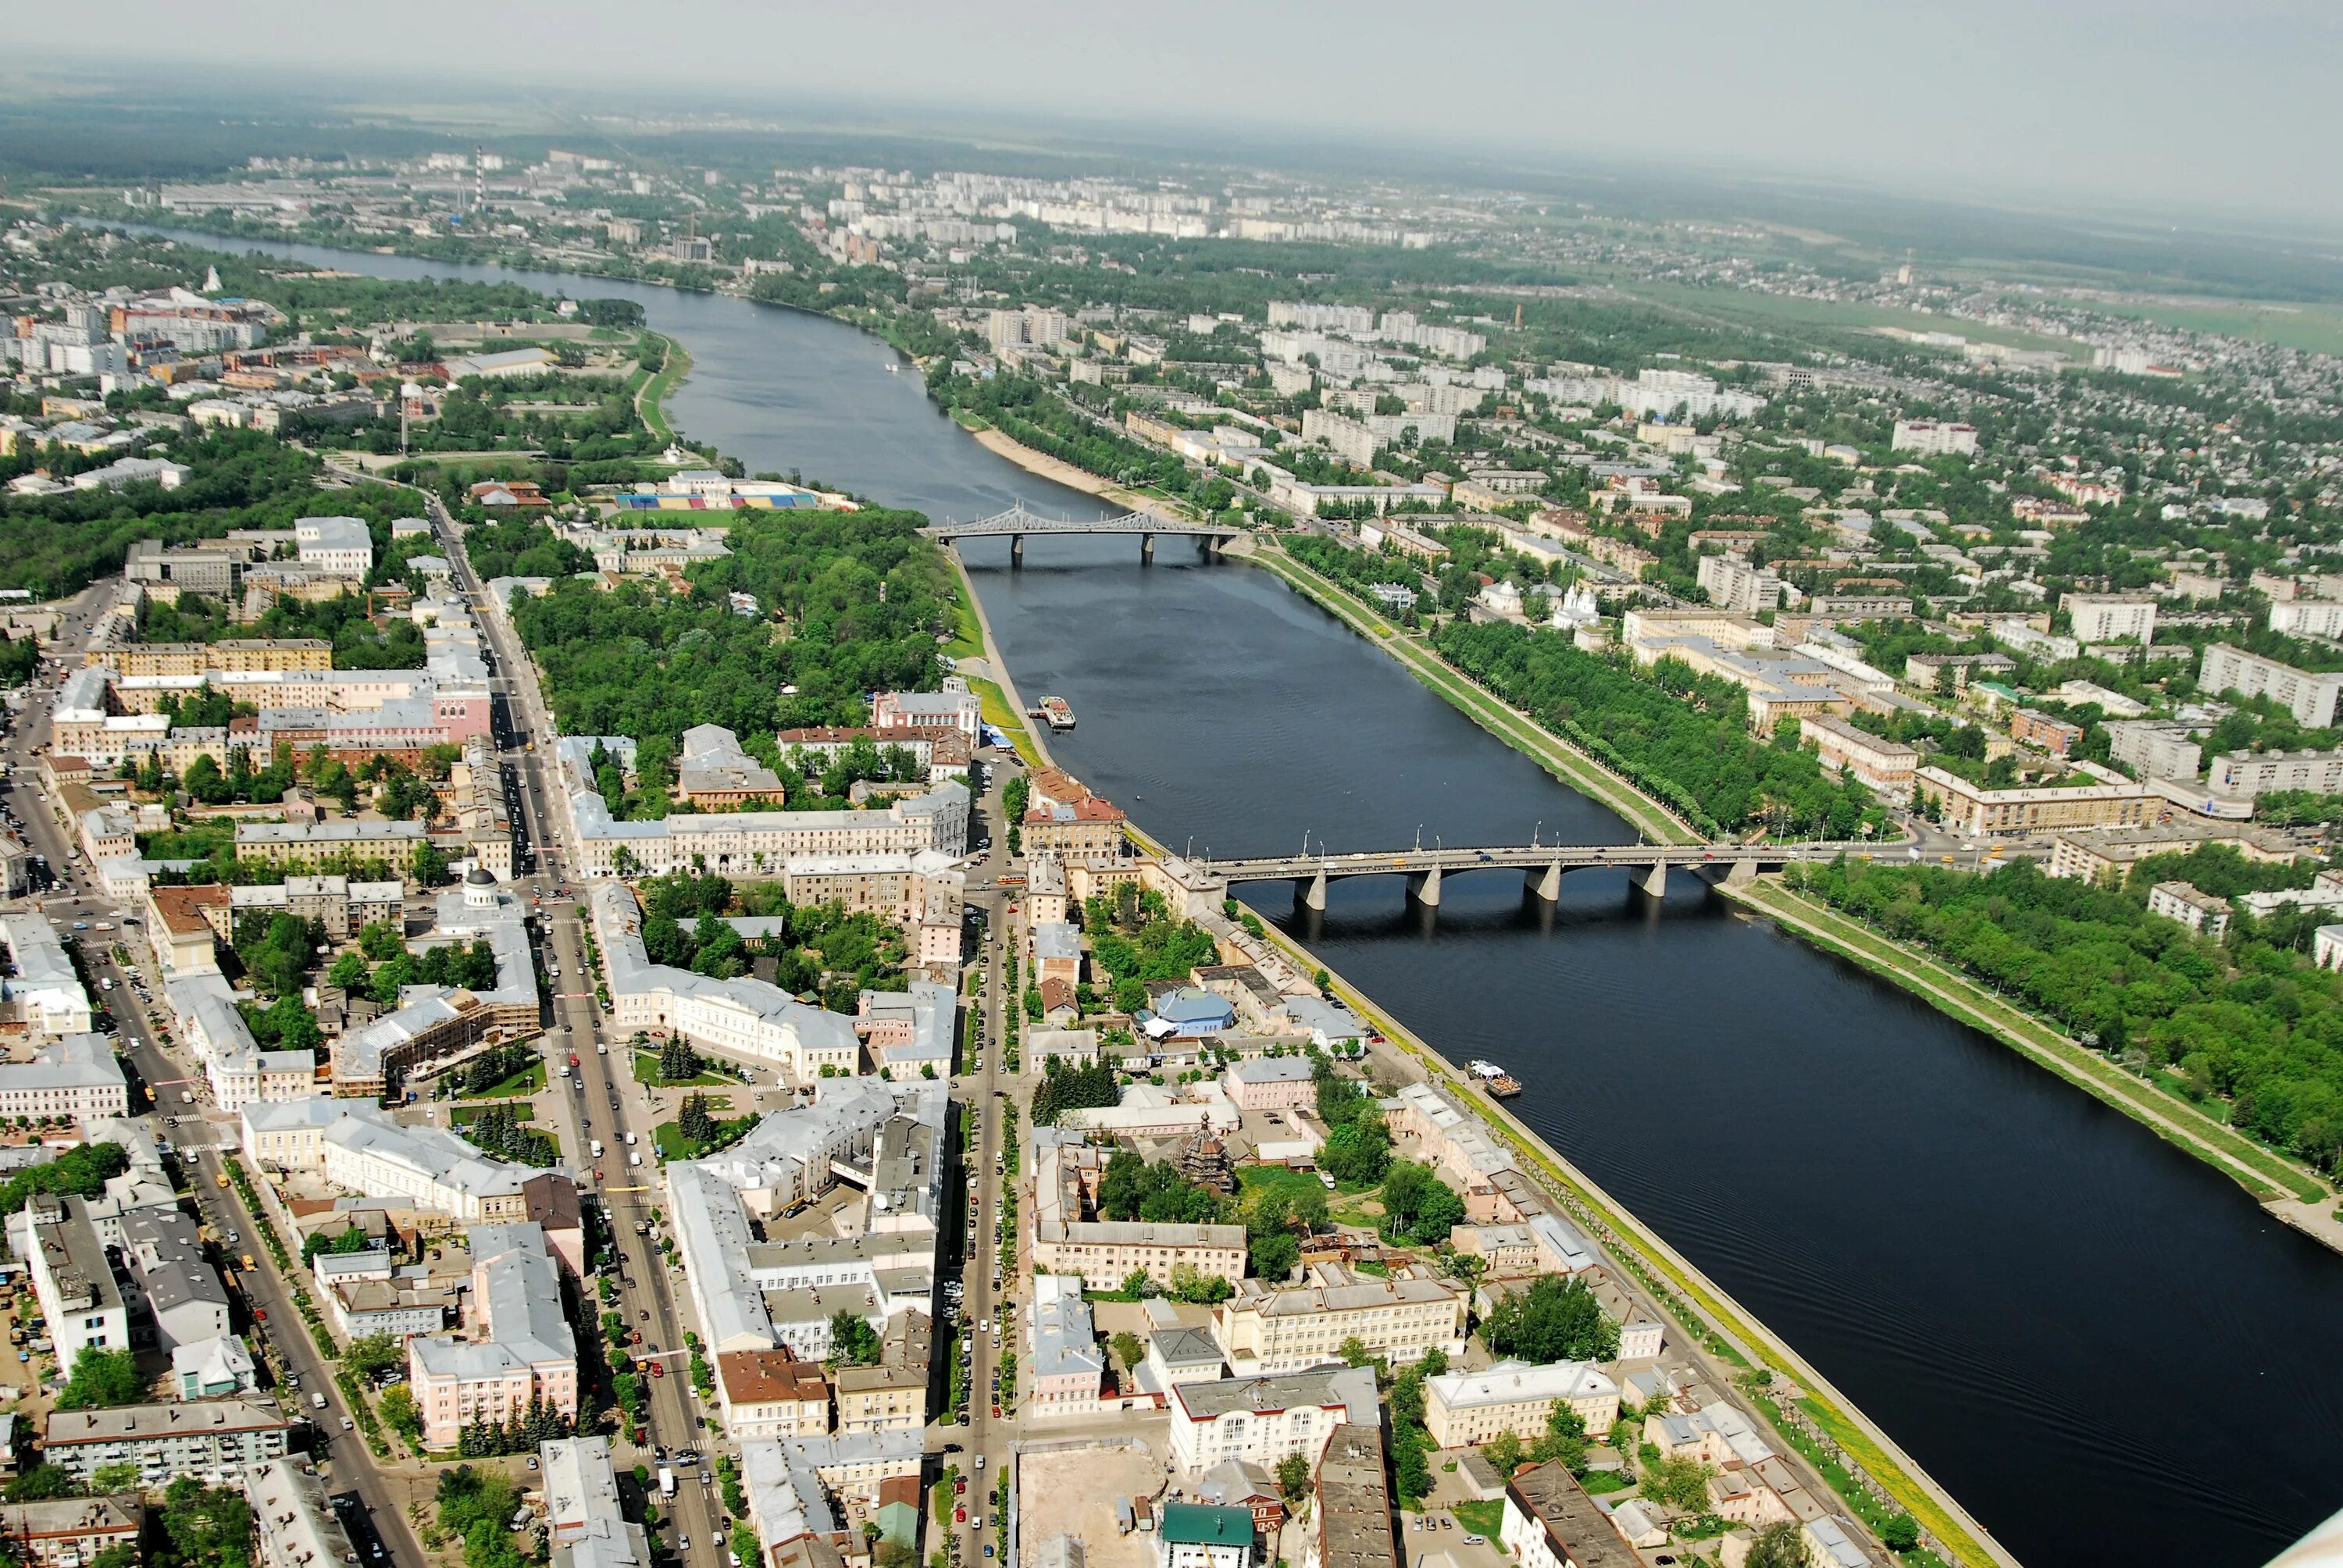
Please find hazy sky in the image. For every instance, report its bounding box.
[23,0,2343,224]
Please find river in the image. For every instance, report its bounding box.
[141,227,2343,1567]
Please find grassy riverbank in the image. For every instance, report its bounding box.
[633,333,690,444]
[1729,877,2338,1213]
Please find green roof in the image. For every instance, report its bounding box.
[1157,1503,1256,1547]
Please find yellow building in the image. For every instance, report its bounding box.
[1423,1360,1620,1450]
[1213,1266,1467,1377]
[1915,766,2161,837]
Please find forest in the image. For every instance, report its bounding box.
[1797,854,2343,1176]
[1432,619,1885,838]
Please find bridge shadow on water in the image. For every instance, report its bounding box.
[1256,866,1716,946]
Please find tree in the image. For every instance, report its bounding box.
[1746,1521,1813,1568]
[1339,1336,1373,1368]
[1482,1275,1621,1364]
[326,950,372,992]
[2,1466,83,1501]
[1642,1452,1714,1510]
[380,1384,422,1441]
[829,1312,882,1367]
[344,1331,404,1380]
[1274,1453,1311,1502]
[1120,1268,1156,1299]
[1248,1229,1300,1283]
[87,1462,140,1493]
[1376,1159,1465,1245]
[55,1347,144,1409]
[1319,1114,1389,1185]
[1881,1513,1920,1553]
[160,1478,255,1568]
[679,1092,718,1146]
[1482,1431,1523,1476]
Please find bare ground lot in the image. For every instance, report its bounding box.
[1018,1442,1165,1568]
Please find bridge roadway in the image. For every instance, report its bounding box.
[922,501,1244,563]
[1207,840,1876,908]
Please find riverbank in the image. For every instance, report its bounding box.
[959,416,1187,521]
[1727,876,2343,1231]
[1218,883,2014,1568]
[634,333,691,444]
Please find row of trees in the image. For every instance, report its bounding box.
[457,1103,559,1167]
[1798,856,2343,1174]
[1029,1059,1118,1125]
[1432,619,1886,839]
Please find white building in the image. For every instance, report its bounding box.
[2199,645,2343,728]
[2062,593,2156,645]
[248,1456,358,1568]
[1696,554,1785,615]
[1167,1365,1378,1474]
[42,1399,289,1488]
[1890,420,1979,458]
[1,916,92,1037]
[293,516,374,578]
[0,1034,127,1124]
[19,1196,130,1364]
[1423,1360,1620,1449]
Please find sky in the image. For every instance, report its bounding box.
[19,0,2343,226]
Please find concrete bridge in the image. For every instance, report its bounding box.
[1206,840,1872,909]
[922,501,1246,565]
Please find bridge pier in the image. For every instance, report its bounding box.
[1141,533,1154,565]
[1639,861,1669,899]
[1530,861,1563,902]
[1724,858,1758,888]
[1406,865,1443,907]
[1298,868,1327,911]
[1010,535,1024,568]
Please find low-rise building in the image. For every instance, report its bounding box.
[1212,1266,1467,1377]
[1168,1365,1378,1474]
[407,1223,578,1449]
[42,1399,290,1487]
[1156,1504,1257,1568]
[1221,1056,1316,1111]
[248,1455,358,1568]
[2148,881,2232,938]
[540,1434,652,1568]
[1501,1461,1639,1568]
[20,1196,129,1364]
[835,1365,927,1435]
[1913,767,2161,837]
[1025,1274,1104,1419]
[0,1495,144,1568]
[1303,1424,1397,1568]
[1423,1360,1621,1449]
[1799,716,1917,804]
[716,1349,833,1441]
[0,1034,128,1124]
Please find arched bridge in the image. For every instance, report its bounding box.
[1205,841,1874,909]
[922,502,1246,564]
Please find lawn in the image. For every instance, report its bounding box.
[448,1103,537,1126]
[632,1051,737,1088]
[1235,1163,1383,1226]
[455,1061,544,1099]
[1451,1502,1503,1538]
[652,1112,757,1163]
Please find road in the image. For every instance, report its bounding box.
[426,488,732,1567]
[0,588,433,1563]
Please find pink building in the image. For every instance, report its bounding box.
[407,1224,577,1449]
[1224,1056,1316,1111]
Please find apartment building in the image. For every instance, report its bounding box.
[1696,553,1785,614]
[2207,749,2343,800]
[1,915,92,1037]
[233,819,427,870]
[2105,721,2203,782]
[0,1496,144,1568]
[540,1435,651,1567]
[0,1035,128,1124]
[2061,593,2157,645]
[2010,708,2084,758]
[2148,881,2232,937]
[2199,644,2343,728]
[1799,715,1917,804]
[19,1194,135,1366]
[1303,1425,1397,1568]
[248,1456,358,1568]
[43,1399,290,1488]
[407,1224,579,1448]
[836,1365,928,1435]
[1889,420,1978,458]
[1212,1267,1467,1377]
[568,779,968,878]
[1423,1360,1621,1449]
[1913,767,2161,837]
[1500,1462,1639,1568]
[1024,1274,1105,1420]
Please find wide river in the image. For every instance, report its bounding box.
[148,229,2343,1566]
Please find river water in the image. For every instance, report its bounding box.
[142,229,2343,1567]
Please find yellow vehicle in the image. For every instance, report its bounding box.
[214,1173,231,1189]
[241,1253,257,1272]
[1941,854,1957,864]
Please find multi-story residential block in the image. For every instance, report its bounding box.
[43,1399,290,1488]
[2148,881,2232,937]
[233,819,426,870]
[1696,553,1785,614]
[2199,644,2343,728]
[408,1223,578,1449]
[1168,1365,1379,1474]
[1424,1360,1621,1449]
[1024,1275,1104,1420]
[1799,716,1917,804]
[1212,1267,1467,1377]
[19,1196,130,1363]
[1913,766,2161,837]
[119,1209,230,1353]
[2105,721,2203,782]
[2062,593,2157,645]
[1889,420,1978,458]
[567,779,968,878]
[248,1456,357,1568]
[1300,409,1378,469]
[1,916,92,1037]
[1030,1217,1246,1294]
[2207,748,2343,799]
[1022,796,1128,859]
[0,1495,143,1568]
[0,1035,128,1124]
[2010,708,2084,757]
[835,1364,928,1435]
